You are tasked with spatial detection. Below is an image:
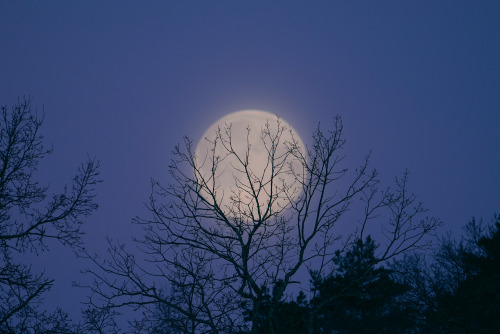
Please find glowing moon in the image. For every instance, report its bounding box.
[194,110,306,220]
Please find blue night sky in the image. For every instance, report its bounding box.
[1,0,499,321]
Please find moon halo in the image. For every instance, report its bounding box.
[194,110,306,221]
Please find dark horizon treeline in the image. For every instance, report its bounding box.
[241,215,500,334]
[141,216,500,334]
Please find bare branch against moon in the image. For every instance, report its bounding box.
[193,110,307,222]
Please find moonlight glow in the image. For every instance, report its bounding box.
[194,110,307,220]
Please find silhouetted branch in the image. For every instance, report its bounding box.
[0,97,101,330]
[82,114,438,333]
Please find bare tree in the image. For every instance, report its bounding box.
[0,97,100,332]
[83,115,439,333]
[76,306,120,334]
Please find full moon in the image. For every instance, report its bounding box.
[194,110,306,220]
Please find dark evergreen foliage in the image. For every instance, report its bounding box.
[309,236,414,334]
[250,220,500,334]
[246,236,416,334]
[426,216,500,333]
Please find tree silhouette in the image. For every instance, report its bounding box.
[0,98,100,332]
[82,115,439,333]
[426,216,500,333]
[309,236,415,334]
[390,214,500,333]
[249,236,417,334]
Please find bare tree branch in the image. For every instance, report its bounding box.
[82,114,438,333]
[0,97,101,331]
